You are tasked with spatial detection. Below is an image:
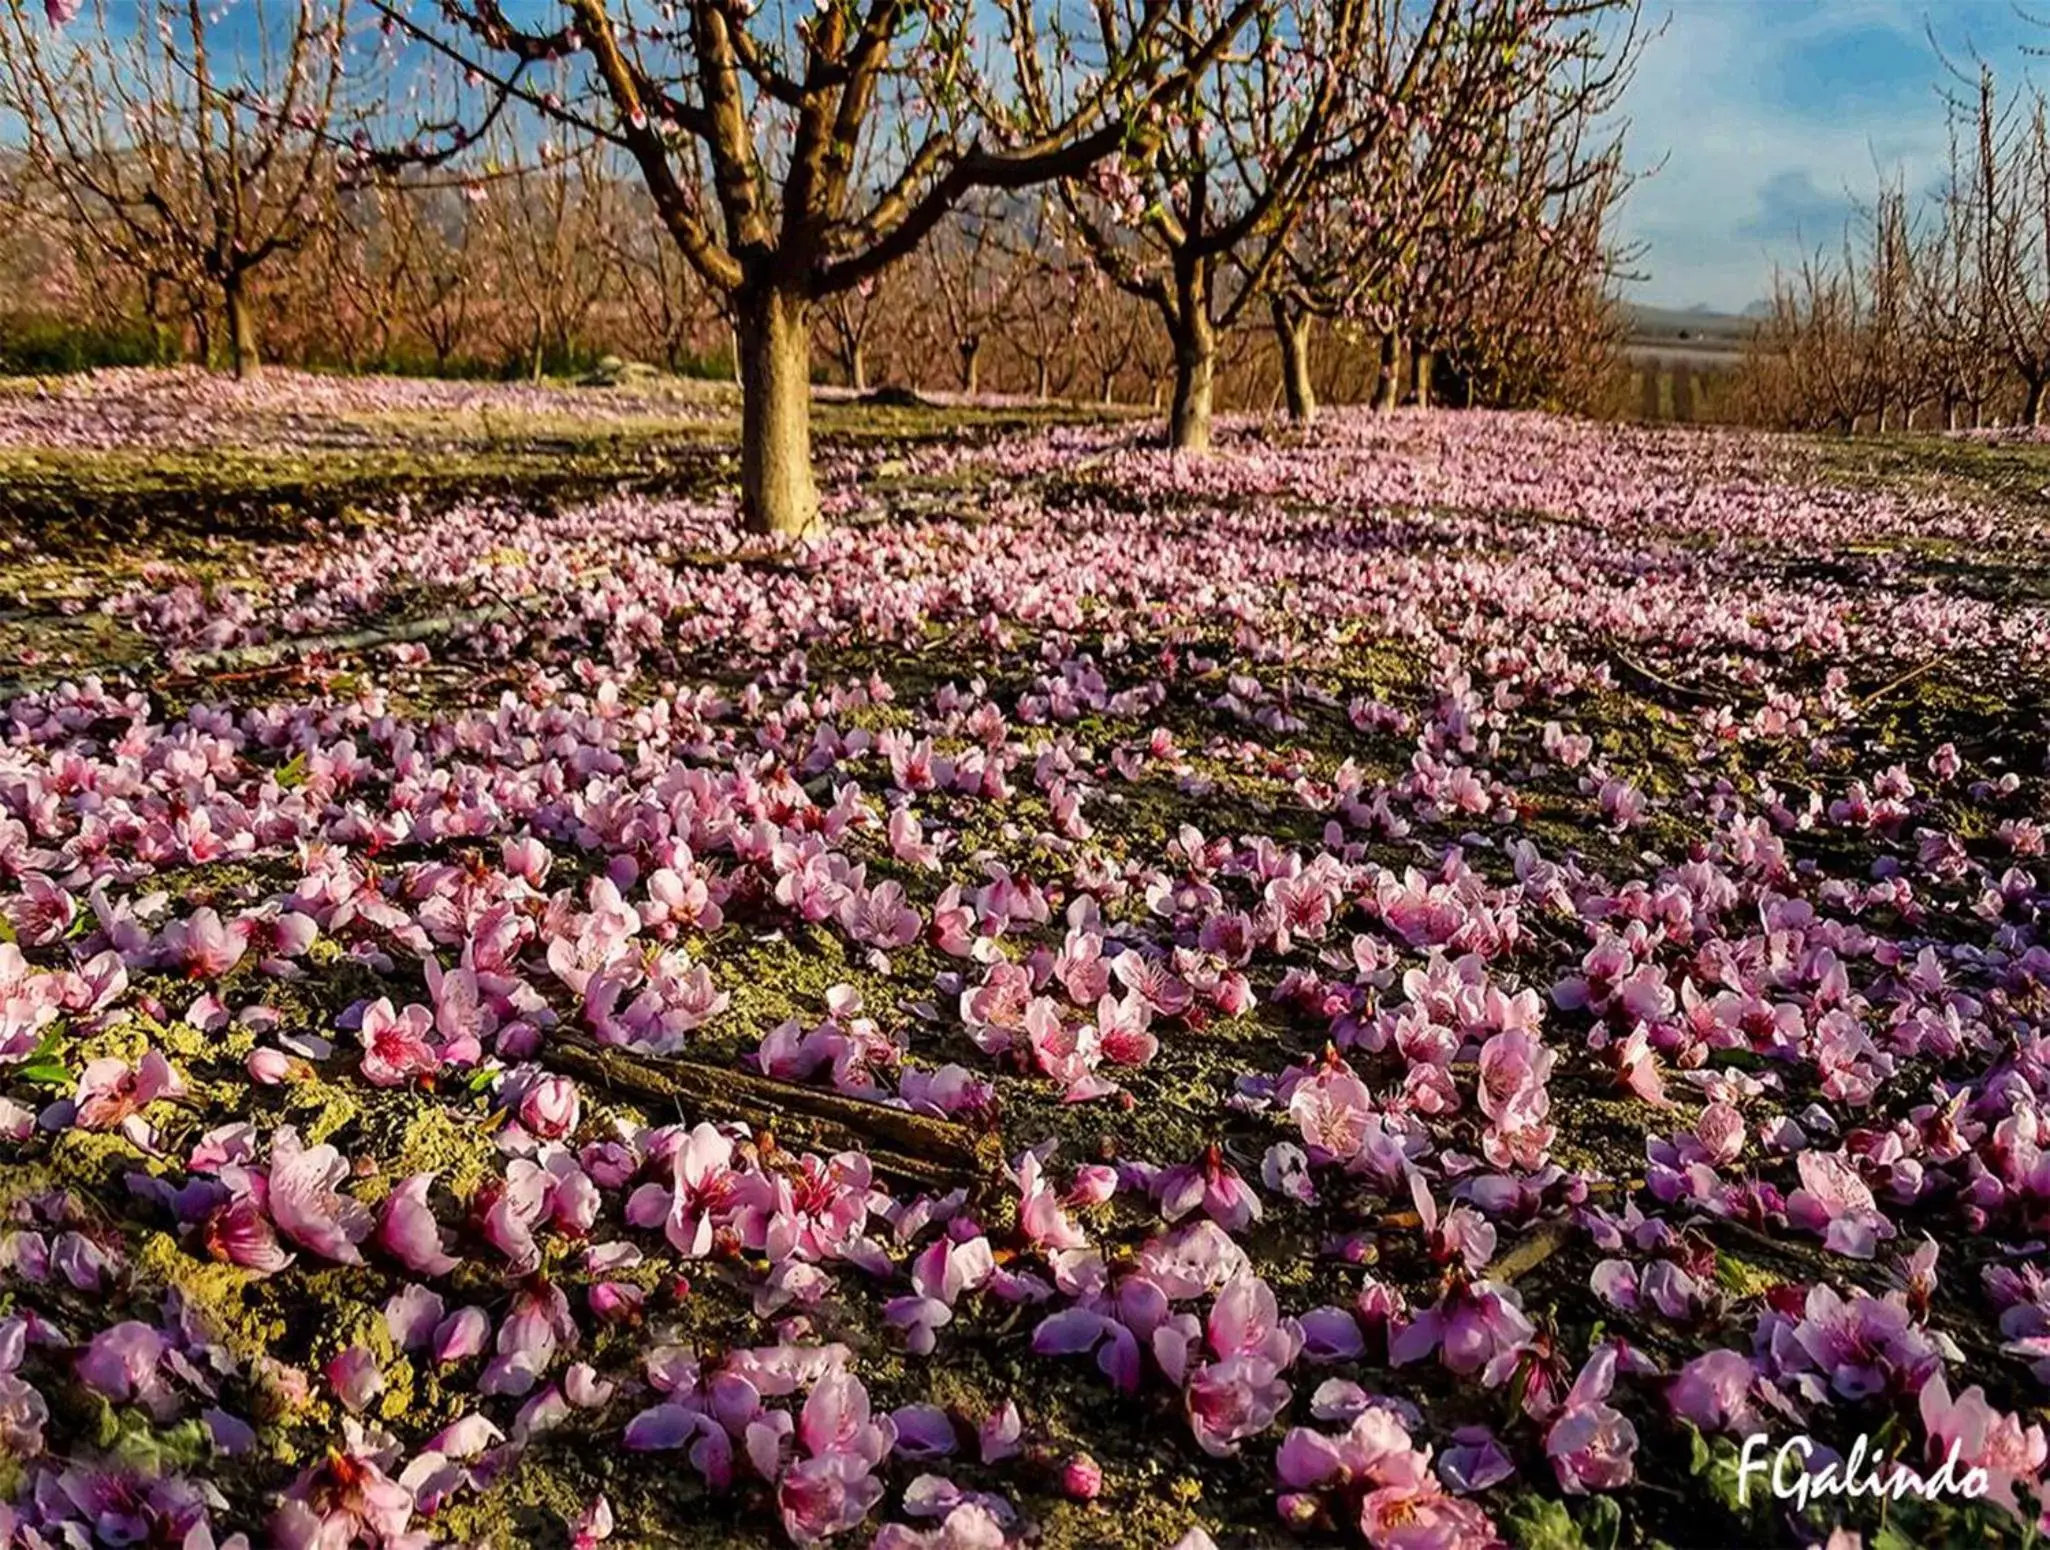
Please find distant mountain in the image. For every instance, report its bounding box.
[1623,302,1756,354]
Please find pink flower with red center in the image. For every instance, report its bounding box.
[355,998,441,1088]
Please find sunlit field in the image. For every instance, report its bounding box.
[0,370,2044,1547]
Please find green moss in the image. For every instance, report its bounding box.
[1547,1090,1668,1183]
[708,927,910,1055]
[376,1098,502,1203]
[1712,1251,1783,1300]
[133,1231,287,1360]
[283,1074,361,1145]
[41,1126,156,1194]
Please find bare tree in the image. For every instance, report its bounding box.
[469,130,620,380]
[1071,266,1157,403]
[2,0,362,378]
[819,268,900,392]
[371,0,1259,534]
[600,164,719,373]
[1917,117,2001,429]
[916,200,1022,395]
[1968,67,2050,425]
[1267,0,1638,422]
[1431,98,1638,412]
[1006,254,1086,401]
[1039,0,1370,449]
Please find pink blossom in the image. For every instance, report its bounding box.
[1545,1346,1638,1492]
[159,907,248,978]
[518,1074,582,1139]
[73,1050,183,1131]
[377,1173,461,1276]
[1390,1280,1533,1377]
[1917,1374,2048,1518]
[1156,1146,1263,1232]
[204,1188,294,1275]
[268,1126,372,1265]
[840,880,921,950]
[629,1122,741,1258]
[274,1425,416,1548]
[356,998,442,1087]
[1060,1453,1102,1500]
[1787,1150,1897,1259]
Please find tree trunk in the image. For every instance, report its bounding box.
[849,340,868,395]
[223,272,260,380]
[1036,359,1051,401]
[1169,318,1215,451]
[1273,298,1315,425]
[1373,331,1401,413]
[144,278,175,366]
[736,285,820,537]
[1412,346,1434,410]
[2027,375,2047,427]
[1168,261,1216,452]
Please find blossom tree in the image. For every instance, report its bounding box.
[1032,0,1372,450]
[912,195,1025,395]
[371,0,1263,535]
[1264,0,1638,421]
[1971,64,2050,426]
[1,0,362,378]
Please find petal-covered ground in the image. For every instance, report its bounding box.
[1,393,2047,1549]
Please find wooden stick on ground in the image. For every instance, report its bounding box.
[547,1038,1003,1195]
[169,603,518,676]
[1855,655,1941,712]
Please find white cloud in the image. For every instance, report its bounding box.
[1613,0,2007,311]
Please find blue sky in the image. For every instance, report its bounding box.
[1618,0,2041,312]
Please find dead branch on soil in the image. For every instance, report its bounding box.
[169,604,520,676]
[547,1037,1002,1195]
[1611,653,1721,707]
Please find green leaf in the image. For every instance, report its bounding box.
[14,1027,67,1087]
[1505,1355,1533,1420]
[1503,1495,1587,1550]
[275,751,309,789]
[1578,1495,1622,1550]
[1684,1421,1712,1477]
[108,1410,211,1473]
[1695,1433,1760,1516]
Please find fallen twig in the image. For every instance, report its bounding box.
[1855,655,1942,712]
[546,1038,1002,1195]
[1611,653,1721,707]
[1492,1219,1571,1284]
[169,603,518,676]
